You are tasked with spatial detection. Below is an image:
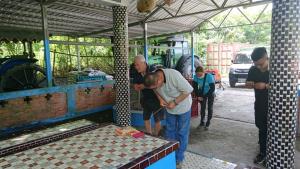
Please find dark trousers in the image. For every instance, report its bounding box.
[255,101,268,157]
[258,123,267,157]
[200,94,215,125]
[255,112,267,157]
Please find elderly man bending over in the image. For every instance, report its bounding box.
[144,69,193,169]
[132,55,165,136]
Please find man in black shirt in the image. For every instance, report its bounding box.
[132,55,164,136]
[246,47,269,166]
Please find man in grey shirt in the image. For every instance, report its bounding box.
[144,69,193,169]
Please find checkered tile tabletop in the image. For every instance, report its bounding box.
[183,151,237,169]
[0,124,171,169]
[0,119,94,150]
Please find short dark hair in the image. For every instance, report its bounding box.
[251,47,267,61]
[195,66,204,73]
[144,72,158,88]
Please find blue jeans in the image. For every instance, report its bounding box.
[165,110,191,162]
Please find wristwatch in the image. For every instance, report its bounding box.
[173,99,178,105]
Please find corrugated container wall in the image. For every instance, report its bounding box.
[206,43,252,75]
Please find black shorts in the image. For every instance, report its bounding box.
[141,99,165,122]
[143,107,165,122]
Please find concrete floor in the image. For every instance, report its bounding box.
[187,82,300,168]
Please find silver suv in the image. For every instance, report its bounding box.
[229,52,253,87]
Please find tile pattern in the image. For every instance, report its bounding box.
[113,6,131,127]
[234,163,261,169]
[0,124,178,169]
[0,123,100,157]
[268,0,300,168]
[0,119,94,150]
[183,151,237,169]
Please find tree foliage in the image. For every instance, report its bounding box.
[195,6,271,45]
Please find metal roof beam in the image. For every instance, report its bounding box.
[198,21,271,31]
[81,19,193,37]
[218,8,233,28]
[144,3,166,22]
[80,22,143,37]
[49,40,113,46]
[208,21,217,29]
[175,0,186,16]
[153,0,205,23]
[144,7,162,22]
[132,30,191,40]
[161,6,174,17]
[147,0,271,23]
[221,0,229,8]
[237,7,253,24]
[254,4,269,23]
[210,0,220,8]
[191,10,225,31]
[131,25,170,33]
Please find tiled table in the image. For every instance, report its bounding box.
[0,123,178,169]
[0,119,94,150]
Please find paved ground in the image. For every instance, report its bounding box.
[183,151,237,169]
[187,81,300,168]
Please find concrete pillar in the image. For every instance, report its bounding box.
[113,6,130,127]
[267,0,300,168]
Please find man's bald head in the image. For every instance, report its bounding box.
[134,54,147,74]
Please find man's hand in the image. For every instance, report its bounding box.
[265,83,270,89]
[245,81,254,88]
[134,84,144,91]
[254,82,267,90]
[160,100,168,107]
[198,97,203,101]
[167,101,176,109]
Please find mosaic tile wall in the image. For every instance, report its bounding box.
[112,6,131,127]
[267,0,300,168]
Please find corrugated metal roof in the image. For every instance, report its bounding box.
[0,0,271,40]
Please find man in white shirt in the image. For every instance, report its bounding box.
[144,69,193,169]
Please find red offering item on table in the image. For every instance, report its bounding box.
[131,131,145,138]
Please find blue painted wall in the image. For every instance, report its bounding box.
[146,152,176,169]
[0,80,114,136]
